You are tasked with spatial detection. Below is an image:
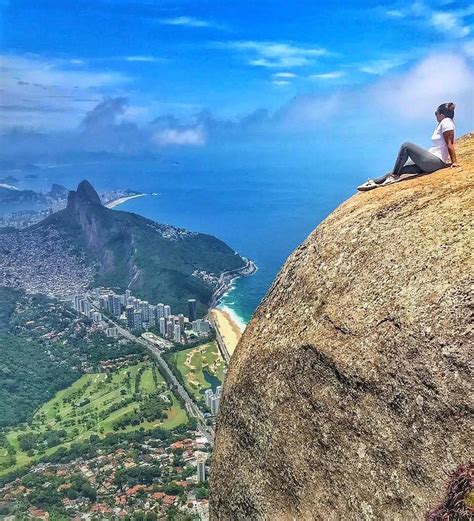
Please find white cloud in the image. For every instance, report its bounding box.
[152,126,206,146]
[359,57,407,75]
[273,72,297,79]
[224,41,328,68]
[430,11,471,37]
[386,2,473,39]
[124,55,160,62]
[369,52,474,121]
[3,49,472,158]
[309,71,345,80]
[386,9,405,17]
[278,51,473,131]
[159,16,217,28]
[277,93,342,127]
[0,54,128,89]
[69,59,85,65]
[463,39,474,56]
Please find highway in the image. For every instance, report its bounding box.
[94,309,215,446]
[209,257,256,308]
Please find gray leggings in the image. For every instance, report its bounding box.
[375,142,447,184]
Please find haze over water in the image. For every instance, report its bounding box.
[12,143,369,326]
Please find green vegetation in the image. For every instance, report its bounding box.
[0,286,20,326]
[0,287,143,428]
[90,207,246,316]
[0,422,198,489]
[42,180,246,316]
[0,331,79,429]
[165,341,226,404]
[24,471,96,509]
[114,464,163,487]
[0,361,188,476]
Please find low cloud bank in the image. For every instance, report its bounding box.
[1,52,472,161]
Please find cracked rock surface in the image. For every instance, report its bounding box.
[210,134,474,520]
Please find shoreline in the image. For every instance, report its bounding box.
[105,193,146,209]
[208,257,257,360]
[217,303,247,333]
[210,258,258,308]
[209,308,242,358]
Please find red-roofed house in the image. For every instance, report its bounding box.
[152,491,165,501]
[163,494,177,506]
[126,485,143,497]
[28,507,49,520]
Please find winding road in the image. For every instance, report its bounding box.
[95,310,215,446]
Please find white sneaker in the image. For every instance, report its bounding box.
[357,179,378,191]
[381,174,400,186]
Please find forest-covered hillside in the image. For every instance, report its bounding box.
[0,287,143,428]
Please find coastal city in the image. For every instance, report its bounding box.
[0,185,143,229]
[73,289,212,344]
[0,180,250,520]
[72,286,227,418]
[0,276,232,519]
[1,1,471,519]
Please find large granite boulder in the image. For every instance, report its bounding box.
[210,134,473,520]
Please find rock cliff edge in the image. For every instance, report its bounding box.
[210,134,473,520]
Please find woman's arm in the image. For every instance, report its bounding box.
[443,130,459,167]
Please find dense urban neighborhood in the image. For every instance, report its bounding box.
[0,283,226,519]
[0,227,95,297]
[1,429,212,520]
[0,244,230,520]
[0,180,252,520]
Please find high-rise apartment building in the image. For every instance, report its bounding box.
[156,303,164,319]
[188,299,197,322]
[178,313,185,330]
[126,305,135,329]
[195,452,207,483]
[140,301,150,322]
[159,317,166,336]
[204,389,213,407]
[174,324,181,343]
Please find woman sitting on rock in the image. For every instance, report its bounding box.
[358,102,459,191]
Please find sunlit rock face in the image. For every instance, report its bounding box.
[210,134,473,521]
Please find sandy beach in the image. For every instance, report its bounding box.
[210,308,243,357]
[105,193,146,208]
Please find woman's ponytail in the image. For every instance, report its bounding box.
[437,102,455,119]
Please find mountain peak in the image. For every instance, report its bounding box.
[67,180,102,209]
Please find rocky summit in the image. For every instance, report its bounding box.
[210,134,473,520]
[1,180,247,315]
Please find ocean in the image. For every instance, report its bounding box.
[3,143,380,327]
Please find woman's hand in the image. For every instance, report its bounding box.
[450,162,460,168]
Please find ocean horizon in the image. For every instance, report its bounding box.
[1,148,376,325]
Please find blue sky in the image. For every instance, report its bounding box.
[0,0,473,157]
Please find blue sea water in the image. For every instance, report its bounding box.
[3,141,388,326]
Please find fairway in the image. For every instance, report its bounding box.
[0,361,187,476]
[168,341,226,403]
